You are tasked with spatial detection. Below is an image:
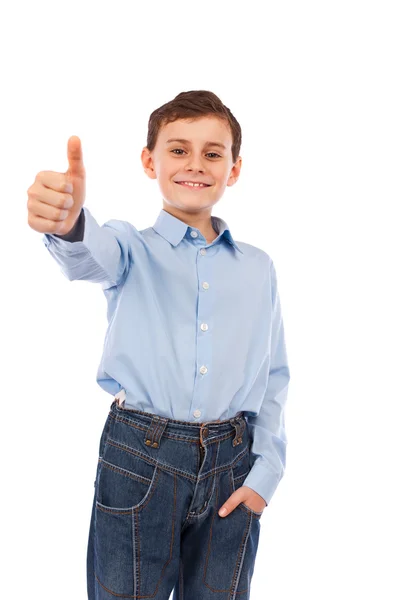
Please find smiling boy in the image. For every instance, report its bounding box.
[30,90,290,599]
[141,114,241,247]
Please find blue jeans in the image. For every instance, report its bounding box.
[87,398,262,599]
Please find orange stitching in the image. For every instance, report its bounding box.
[202,479,251,593]
[104,436,249,486]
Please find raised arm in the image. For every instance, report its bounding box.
[28,136,132,288]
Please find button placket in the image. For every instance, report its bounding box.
[190,240,212,424]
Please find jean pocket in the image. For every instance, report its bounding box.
[94,432,175,598]
[203,468,261,594]
[232,470,264,519]
[96,442,158,511]
[94,438,174,597]
[231,457,264,520]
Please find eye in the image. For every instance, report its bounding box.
[170,149,221,158]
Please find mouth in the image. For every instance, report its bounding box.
[175,181,212,190]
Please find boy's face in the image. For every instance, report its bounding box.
[141,116,242,214]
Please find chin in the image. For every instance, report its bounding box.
[160,185,222,210]
[166,200,220,214]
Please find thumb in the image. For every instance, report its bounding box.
[218,488,244,517]
[66,135,85,179]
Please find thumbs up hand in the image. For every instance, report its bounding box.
[27,136,86,236]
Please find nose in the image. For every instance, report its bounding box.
[184,153,206,172]
[185,166,205,175]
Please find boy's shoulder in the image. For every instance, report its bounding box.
[235,239,273,265]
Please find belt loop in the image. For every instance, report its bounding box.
[230,414,245,447]
[144,415,169,449]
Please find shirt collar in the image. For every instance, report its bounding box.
[152,209,244,254]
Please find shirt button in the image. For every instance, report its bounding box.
[190,230,198,238]
[193,409,201,418]
[200,248,207,255]
[202,282,209,290]
[200,365,208,374]
[200,323,208,331]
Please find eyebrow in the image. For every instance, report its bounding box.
[165,138,227,150]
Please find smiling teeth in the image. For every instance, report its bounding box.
[179,182,207,187]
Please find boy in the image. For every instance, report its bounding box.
[27,90,290,600]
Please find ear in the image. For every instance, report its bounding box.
[141,147,157,180]
[226,156,242,187]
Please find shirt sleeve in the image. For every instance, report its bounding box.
[42,206,133,289]
[242,259,291,506]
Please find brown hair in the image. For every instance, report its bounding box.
[146,90,242,163]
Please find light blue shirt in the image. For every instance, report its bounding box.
[42,206,290,505]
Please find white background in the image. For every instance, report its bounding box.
[1,1,399,598]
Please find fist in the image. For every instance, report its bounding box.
[27,135,86,236]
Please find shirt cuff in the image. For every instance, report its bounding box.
[52,208,84,242]
[242,461,282,506]
[42,206,92,251]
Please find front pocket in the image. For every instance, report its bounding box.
[94,437,175,597]
[231,469,264,519]
[96,451,157,511]
[203,469,261,594]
